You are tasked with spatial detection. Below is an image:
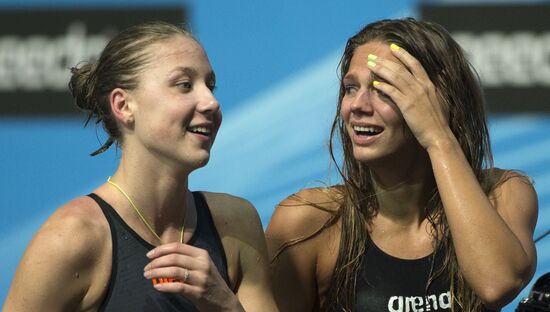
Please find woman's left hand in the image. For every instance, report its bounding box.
[144,242,243,312]
[369,44,451,150]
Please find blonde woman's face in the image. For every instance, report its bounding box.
[128,35,222,171]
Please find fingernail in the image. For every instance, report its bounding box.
[368,54,377,61]
[390,43,400,51]
[146,250,154,258]
[144,270,150,278]
[367,61,376,68]
[373,80,380,86]
[144,264,150,271]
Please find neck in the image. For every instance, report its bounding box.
[369,148,435,228]
[107,151,192,239]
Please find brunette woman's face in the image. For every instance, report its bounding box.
[340,41,420,165]
[127,35,221,171]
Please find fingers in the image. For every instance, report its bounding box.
[368,44,433,91]
[371,79,404,108]
[152,280,200,294]
[367,55,407,107]
[368,53,413,94]
[389,43,431,83]
[368,44,439,110]
[144,266,188,283]
[145,251,201,272]
[143,243,214,288]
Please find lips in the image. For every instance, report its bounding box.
[350,123,384,145]
[187,126,211,136]
[353,125,383,136]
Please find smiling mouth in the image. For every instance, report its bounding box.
[187,126,212,136]
[353,125,383,136]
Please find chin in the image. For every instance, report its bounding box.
[178,151,211,172]
[191,153,211,169]
[352,147,378,163]
[197,157,210,168]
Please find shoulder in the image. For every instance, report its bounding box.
[485,169,538,247]
[199,191,261,233]
[198,191,265,257]
[28,195,110,266]
[265,187,343,311]
[5,195,111,310]
[266,186,342,242]
[486,169,537,213]
[199,191,257,214]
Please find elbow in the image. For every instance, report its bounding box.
[477,276,526,310]
[477,257,536,310]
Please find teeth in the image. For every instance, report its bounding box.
[353,125,382,135]
[189,126,211,135]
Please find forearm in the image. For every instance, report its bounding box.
[428,133,531,302]
[203,294,244,312]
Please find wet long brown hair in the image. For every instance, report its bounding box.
[323,18,494,311]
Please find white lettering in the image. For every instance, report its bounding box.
[0,22,110,92]
[403,296,424,312]
[388,296,404,312]
[438,291,451,309]
[453,31,550,87]
[0,37,17,90]
[425,294,438,311]
[533,32,550,86]
[387,291,451,311]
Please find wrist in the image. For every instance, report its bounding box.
[426,130,461,156]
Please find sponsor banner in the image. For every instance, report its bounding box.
[0,8,186,115]
[421,5,550,112]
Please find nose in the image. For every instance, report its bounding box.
[350,89,373,115]
[197,86,220,115]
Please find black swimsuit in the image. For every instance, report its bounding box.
[355,237,452,312]
[355,237,494,311]
[88,192,229,312]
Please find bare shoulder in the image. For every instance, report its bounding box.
[4,195,111,311]
[265,188,343,311]
[487,169,538,215]
[22,195,109,271]
[266,186,342,242]
[45,196,110,256]
[199,191,262,235]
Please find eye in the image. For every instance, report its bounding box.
[176,81,192,91]
[207,83,217,92]
[344,84,358,95]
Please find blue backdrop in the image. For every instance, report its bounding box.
[1,1,548,311]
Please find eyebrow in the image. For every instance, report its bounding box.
[343,71,388,85]
[169,66,198,78]
[169,66,216,83]
[343,73,358,84]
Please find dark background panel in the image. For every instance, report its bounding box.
[0,8,186,115]
[420,4,550,112]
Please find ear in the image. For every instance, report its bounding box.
[110,87,134,126]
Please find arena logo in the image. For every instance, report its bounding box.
[387,291,451,312]
[453,31,550,88]
[0,22,110,92]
